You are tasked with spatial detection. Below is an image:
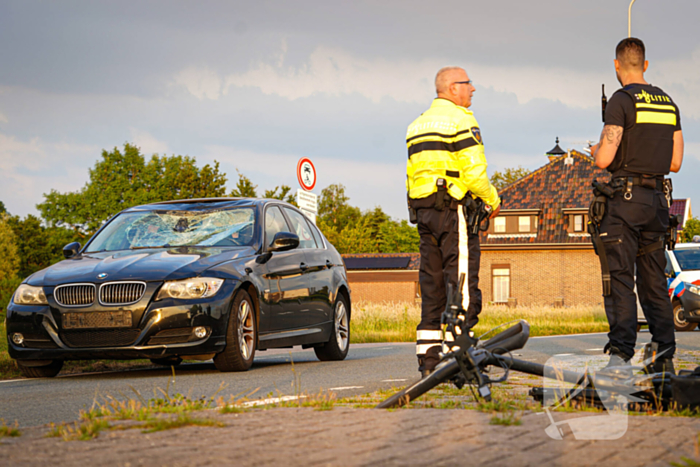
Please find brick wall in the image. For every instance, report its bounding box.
[480,249,603,307]
[347,281,418,303]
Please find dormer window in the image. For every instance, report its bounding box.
[518,216,531,232]
[494,217,506,233]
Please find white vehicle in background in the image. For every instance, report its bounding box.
[638,239,700,332]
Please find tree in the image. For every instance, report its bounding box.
[0,201,6,214]
[37,143,228,233]
[229,170,258,198]
[490,166,532,191]
[264,185,296,204]
[681,217,700,243]
[317,184,361,232]
[6,214,79,279]
[378,220,420,253]
[0,215,20,282]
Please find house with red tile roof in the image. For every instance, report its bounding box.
[480,143,692,307]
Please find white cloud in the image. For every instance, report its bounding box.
[129,128,169,156]
[0,112,8,124]
[219,45,610,109]
[685,142,700,162]
[172,67,222,100]
[653,48,700,119]
[0,133,99,216]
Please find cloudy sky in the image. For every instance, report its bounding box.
[1,0,699,221]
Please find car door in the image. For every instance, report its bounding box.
[260,205,312,333]
[282,207,332,325]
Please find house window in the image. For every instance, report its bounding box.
[518,216,531,232]
[494,217,506,233]
[574,214,584,232]
[492,266,510,303]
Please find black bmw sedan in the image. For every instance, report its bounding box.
[6,198,351,377]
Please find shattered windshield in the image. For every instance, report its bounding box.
[85,207,256,252]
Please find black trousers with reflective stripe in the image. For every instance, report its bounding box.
[416,206,482,372]
[599,186,675,360]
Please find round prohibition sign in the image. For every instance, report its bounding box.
[297,158,317,191]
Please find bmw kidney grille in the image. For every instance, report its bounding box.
[54,282,146,307]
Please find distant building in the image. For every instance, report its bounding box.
[342,253,420,303]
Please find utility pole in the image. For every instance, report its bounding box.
[628,0,637,37]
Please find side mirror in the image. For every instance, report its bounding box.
[269,232,299,252]
[63,242,81,259]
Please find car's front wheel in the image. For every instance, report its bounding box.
[17,360,63,378]
[673,301,697,332]
[214,289,257,372]
[314,294,350,361]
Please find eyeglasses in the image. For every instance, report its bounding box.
[453,80,473,86]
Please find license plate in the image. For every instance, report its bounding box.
[62,311,133,329]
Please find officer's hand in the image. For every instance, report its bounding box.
[589,142,600,157]
[490,205,501,219]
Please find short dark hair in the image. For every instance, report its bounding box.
[616,37,645,69]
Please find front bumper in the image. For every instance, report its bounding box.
[6,282,237,362]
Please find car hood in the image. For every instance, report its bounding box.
[28,246,256,286]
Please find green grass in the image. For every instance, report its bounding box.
[0,419,21,438]
[350,301,609,343]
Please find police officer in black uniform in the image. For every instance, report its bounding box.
[590,38,684,372]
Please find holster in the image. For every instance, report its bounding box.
[462,194,491,236]
[588,180,614,296]
[407,194,417,225]
[666,214,680,251]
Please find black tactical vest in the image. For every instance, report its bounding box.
[608,84,678,176]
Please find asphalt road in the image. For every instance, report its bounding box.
[3,329,700,428]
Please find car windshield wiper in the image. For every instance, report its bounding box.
[129,244,172,250]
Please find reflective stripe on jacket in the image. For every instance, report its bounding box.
[406,98,500,209]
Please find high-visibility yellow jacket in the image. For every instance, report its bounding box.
[406,98,500,209]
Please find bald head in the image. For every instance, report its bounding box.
[435,67,464,94]
[434,66,475,108]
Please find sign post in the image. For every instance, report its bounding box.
[296,158,318,223]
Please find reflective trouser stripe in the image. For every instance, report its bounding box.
[416,330,442,341]
[416,343,441,355]
[457,206,470,310]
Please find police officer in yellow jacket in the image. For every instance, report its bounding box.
[590,38,684,372]
[406,66,501,376]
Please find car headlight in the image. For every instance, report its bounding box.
[688,284,700,296]
[13,284,48,305]
[156,278,224,300]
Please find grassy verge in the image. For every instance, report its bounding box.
[350,301,609,343]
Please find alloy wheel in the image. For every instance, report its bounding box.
[238,299,255,359]
[335,300,349,351]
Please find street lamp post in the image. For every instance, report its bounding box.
[628,0,637,37]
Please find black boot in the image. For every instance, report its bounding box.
[644,357,675,375]
[598,345,632,376]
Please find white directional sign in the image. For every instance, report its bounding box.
[296,189,318,224]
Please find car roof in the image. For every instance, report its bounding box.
[674,243,700,250]
[124,197,295,212]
